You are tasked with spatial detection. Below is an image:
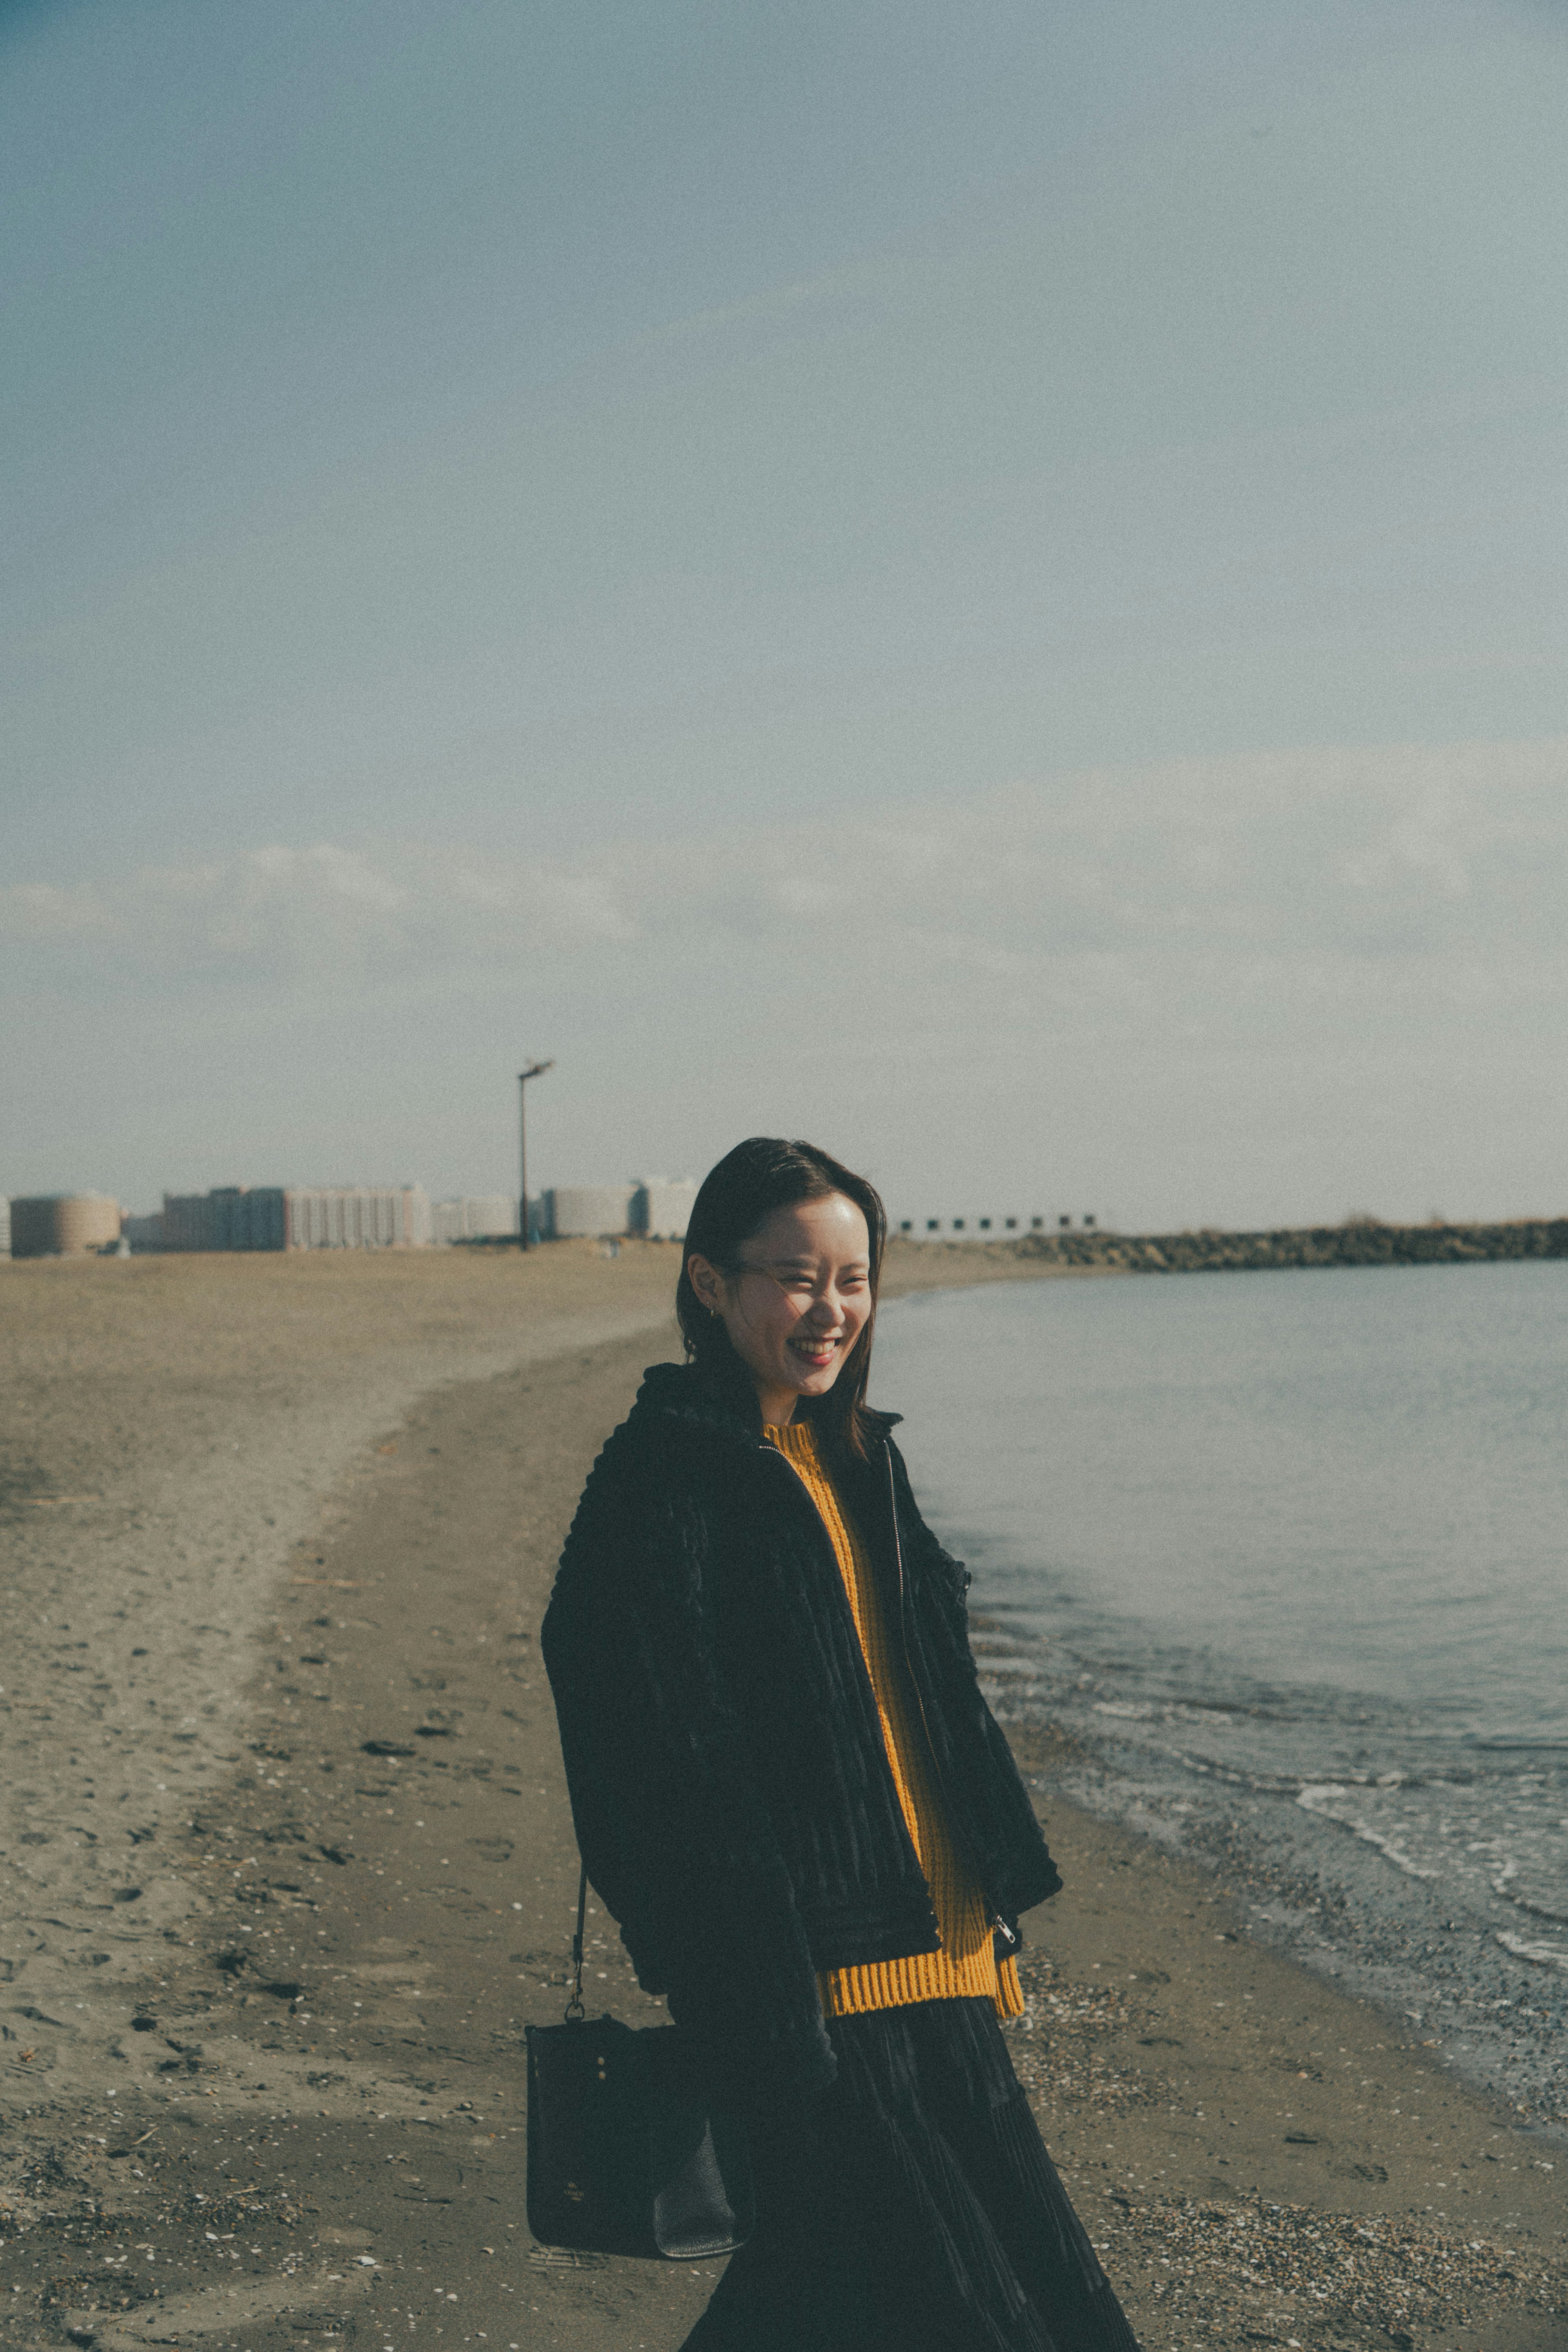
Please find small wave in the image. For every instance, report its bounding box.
[1175,1759,1311,1796]
[1296,1784,1439,1879]
[1468,1737,1568,1752]
[1491,1878,1568,1926]
[1495,1930,1568,1971]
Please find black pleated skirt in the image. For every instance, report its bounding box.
[679,1997,1142,2352]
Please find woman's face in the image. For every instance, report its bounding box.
[687,1193,873,1424]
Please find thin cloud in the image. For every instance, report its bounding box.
[1,841,635,983]
[4,739,1566,1010]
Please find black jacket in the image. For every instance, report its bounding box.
[541,1356,1062,2104]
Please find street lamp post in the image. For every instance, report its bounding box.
[517,1059,554,1250]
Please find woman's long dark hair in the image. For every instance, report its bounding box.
[677,1137,887,1460]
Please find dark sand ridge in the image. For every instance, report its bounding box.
[0,1247,1562,2350]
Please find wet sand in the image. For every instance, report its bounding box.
[1,1246,1563,2350]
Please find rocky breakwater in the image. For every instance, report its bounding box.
[1015,1216,1568,1275]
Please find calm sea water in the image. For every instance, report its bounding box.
[874,1261,1568,2121]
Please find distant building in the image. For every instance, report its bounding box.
[121,1211,167,1252]
[160,1185,431,1251]
[163,1187,287,1251]
[430,1195,519,1244]
[159,1194,207,1250]
[0,1198,9,1257]
[630,1178,698,1240]
[540,1184,634,1240]
[9,1194,122,1258]
[285,1186,430,1249]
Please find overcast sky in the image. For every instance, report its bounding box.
[4,0,1566,1227]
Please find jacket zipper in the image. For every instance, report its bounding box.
[882,1443,1015,1949]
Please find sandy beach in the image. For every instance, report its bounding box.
[1,1244,1563,2351]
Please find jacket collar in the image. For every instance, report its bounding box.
[630,1355,900,1452]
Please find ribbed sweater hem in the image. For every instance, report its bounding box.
[817,1946,1024,2019]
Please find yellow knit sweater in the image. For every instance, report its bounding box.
[766,1421,1023,2021]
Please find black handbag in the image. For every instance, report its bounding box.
[524,1866,755,2261]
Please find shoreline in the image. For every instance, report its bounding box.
[2,1252,1564,2348]
[872,1268,1568,2145]
[993,1640,1568,2151]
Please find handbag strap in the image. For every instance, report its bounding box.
[566,1862,587,2021]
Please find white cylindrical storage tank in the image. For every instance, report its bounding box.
[9,1194,122,1257]
[432,1195,518,1242]
[544,1184,634,1239]
[57,1195,121,1253]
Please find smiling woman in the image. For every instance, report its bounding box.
[684,1190,872,1427]
[542,1136,1141,2350]
[677,1143,880,1442]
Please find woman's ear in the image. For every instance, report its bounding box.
[685,1253,724,1314]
